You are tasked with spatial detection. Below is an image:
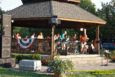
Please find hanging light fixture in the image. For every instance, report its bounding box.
[50,16,61,25]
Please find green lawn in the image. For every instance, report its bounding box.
[0,67,115,77]
[0,67,52,77]
[67,70,115,77]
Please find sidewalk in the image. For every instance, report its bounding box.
[75,62,115,71]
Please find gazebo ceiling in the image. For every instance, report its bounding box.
[12,19,99,29]
[5,0,106,27]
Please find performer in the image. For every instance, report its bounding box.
[16,33,21,39]
[31,33,35,39]
[60,31,67,41]
[37,32,44,52]
[37,32,44,39]
[80,29,89,54]
[60,31,68,51]
[54,33,60,54]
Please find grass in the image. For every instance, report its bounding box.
[66,70,115,77]
[3,53,115,77]
[0,67,52,77]
[0,67,115,77]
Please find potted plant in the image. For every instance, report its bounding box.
[48,57,73,77]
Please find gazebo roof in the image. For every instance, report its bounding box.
[6,0,106,25]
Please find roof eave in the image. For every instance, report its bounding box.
[58,17,106,25]
[68,0,80,3]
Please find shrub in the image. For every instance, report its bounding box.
[110,50,115,61]
[12,54,41,63]
[32,54,41,60]
[48,57,73,77]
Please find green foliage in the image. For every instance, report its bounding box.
[13,27,51,38]
[66,29,79,37]
[80,0,96,15]
[13,27,34,38]
[0,8,4,15]
[12,54,41,63]
[110,50,115,61]
[67,70,115,77]
[0,8,2,15]
[32,54,41,60]
[111,50,115,56]
[97,0,115,39]
[48,57,73,73]
[87,27,96,41]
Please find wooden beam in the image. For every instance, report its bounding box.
[68,0,80,3]
[58,17,106,25]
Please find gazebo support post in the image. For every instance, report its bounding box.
[96,26,100,54]
[50,16,60,60]
[51,25,55,60]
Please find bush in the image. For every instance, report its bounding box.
[12,54,41,63]
[48,57,73,74]
[32,54,41,60]
[110,50,115,61]
[66,70,115,77]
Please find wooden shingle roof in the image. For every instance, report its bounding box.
[6,0,106,25]
[52,1,106,24]
[6,1,52,19]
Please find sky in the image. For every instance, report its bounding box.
[91,0,111,9]
[0,0,112,11]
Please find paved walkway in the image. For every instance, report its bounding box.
[75,62,115,71]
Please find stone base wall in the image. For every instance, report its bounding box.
[0,58,15,67]
[59,55,104,66]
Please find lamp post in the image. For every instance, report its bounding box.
[50,16,61,60]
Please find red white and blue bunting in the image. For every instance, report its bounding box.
[16,34,35,49]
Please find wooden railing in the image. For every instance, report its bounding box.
[11,38,81,55]
[11,38,51,54]
[11,38,97,55]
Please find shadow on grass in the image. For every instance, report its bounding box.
[0,67,52,77]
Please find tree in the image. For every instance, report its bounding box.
[0,8,2,15]
[80,0,96,15]
[97,0,115,39]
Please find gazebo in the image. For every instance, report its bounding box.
[6,0,106,58]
